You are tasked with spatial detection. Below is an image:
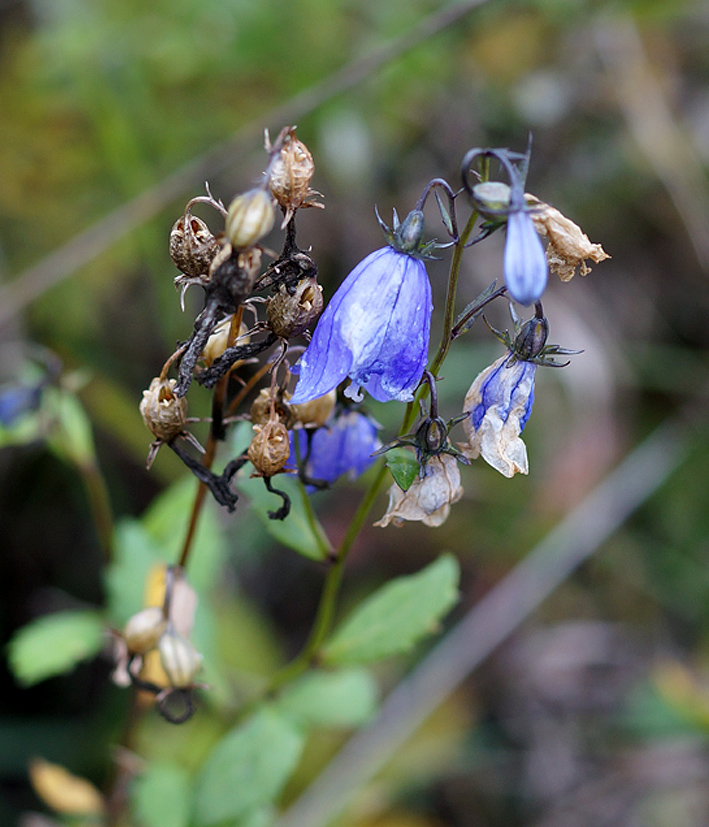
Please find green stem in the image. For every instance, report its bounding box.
[80,460,114,562]
[265,210,480,695]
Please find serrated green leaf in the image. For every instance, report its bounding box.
[133,763,191,827]
[277,668,378,728]
[385,447,419,492]
[193,708,304,826]
[7,610,105,686]
[237,474,330,561]
[322,554,460,666]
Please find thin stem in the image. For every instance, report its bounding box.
[79,460,114,562]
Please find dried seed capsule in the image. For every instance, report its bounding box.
[169,215,220,277]
[158,628,203,688]
[123,607,167,655]
[291,389,336,429]
[266,277,323,339]
[140,377,187,442]
[250,388,296,428]
[201,316,250,367]
[268,128,315,216]
[225,188,276,250]
[247,419,291,477]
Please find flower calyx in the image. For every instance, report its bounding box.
[374,371,469,478]
[375,206,439,260]
[486,304,581,368]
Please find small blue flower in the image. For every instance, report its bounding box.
[290,210,433,404]
[504,194,548,306]
[460,352,536,477]
[291,410,381,486]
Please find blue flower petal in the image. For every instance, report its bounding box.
[290,247,432,404]
[504,209,548,306]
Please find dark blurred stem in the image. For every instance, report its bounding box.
[178,308,243,570]
[79,460,114,562]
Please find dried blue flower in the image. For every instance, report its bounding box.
[503,191,548,306]
[290,209,433,404]
[460,353,536,477]
[291,410,381,486]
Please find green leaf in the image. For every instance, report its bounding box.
[46,388,96,468]
[133,763,191,827]
[237,474,330,561]
[277,668,378,728]
[322,554,460,666]
[385,447,419,492]
[142,476,228,593]
[105,520,163,626]
[193,708,304,826]
[7,610,105,687]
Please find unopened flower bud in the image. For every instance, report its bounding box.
[123,607,167,655]
[291,389,336,428]
[514,317,549,360]
[158,628,203,688]
[267,277,323,338]
[225,188,275,250]
[247,419,291,477]
[470,182,511,220]
[250,388,296,428]
[140,377,187,442]
[268,128,316,219]
[201,316,250,367]
[169,215,220,277]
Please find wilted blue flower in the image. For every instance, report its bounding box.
[290,410,381,486]
[503,192,548,306]
[460,352,536,477]
[0,383,42,427]
[290,210,433,404]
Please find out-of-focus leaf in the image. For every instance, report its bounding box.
[192,708,304,826]
[277,668,378,728]
[142,476,228,592]
[105,520,163,626]
[133,762,191,827]
[237,473,329,561]
[322,554,460,666]
[45,388,96,468]
[29,757,104,816]
[385,447,419,492]
[8,611,105,687]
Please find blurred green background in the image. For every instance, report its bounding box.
[2,0,709,824]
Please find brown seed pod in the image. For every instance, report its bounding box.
[158,628,203,688]
[267,277,323,338]
[140,377,187,442]
[291,389,336,429]
[169,215,220,277]
[250,388,297,428]
[225,188,276,250]
[268,128,316,217]
[201,316,250,367]
[123,607,167,655]
[247,419,291,477]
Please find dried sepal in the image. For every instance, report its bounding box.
[266,276,323,338]
[526,195,610,281]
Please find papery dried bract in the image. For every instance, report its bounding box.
[460,353,536,477]
[375,453,463,528]
[526,195,610,281]
[140,377,187,442]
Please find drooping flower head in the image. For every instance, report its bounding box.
[290,409,381,486]
[289,208,433,404]
[462,142,548,306]
[459,308,579,477]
